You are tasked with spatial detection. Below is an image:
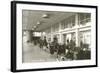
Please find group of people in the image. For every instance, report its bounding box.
[33,36,90,61]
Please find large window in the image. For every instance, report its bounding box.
[78,13,91,25]
[80,31,91,49]
[61,15,75,29]
[52,24,59,32]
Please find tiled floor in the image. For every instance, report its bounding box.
[22,38,57,63]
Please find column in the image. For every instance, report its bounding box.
[75,13,80,47]
[59,23,62,32]
[59,33,63,44]
[59,23,63,44]
[41,32,45,40]
[75,29,79,46]
[50,25,53,42]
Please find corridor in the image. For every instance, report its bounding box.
[22,10,91,63]
[22,36,57,63]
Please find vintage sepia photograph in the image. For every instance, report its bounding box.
[11,1,97,72]
[22,10,91,63]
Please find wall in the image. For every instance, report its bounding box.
[0,0,99,73]
[45,13,91,46]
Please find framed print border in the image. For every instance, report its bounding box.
[11,1,98,72]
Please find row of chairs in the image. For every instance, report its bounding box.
[34,38,90,61]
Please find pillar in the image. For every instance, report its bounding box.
[58,23,63,44]
[75,29,80,46]
[75,13,80,47]
[59,33,63,44]
[59,23,62,32]
[50,25,53,42]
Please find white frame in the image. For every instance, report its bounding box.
[11,1,98,72]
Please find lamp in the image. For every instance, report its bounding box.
[33,26,37,28]
[37,21,41,25]
[42,14,49,18]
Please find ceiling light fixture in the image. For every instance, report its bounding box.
[32,28,34,30]
[37,21,41,25]
[42,14,49,18]
[33,26,37,28]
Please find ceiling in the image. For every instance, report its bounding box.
[22,10,75,32]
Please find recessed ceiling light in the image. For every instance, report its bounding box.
[33,26,37,28]
[37,21,41,25]
[42,14,49,18]
[32,28,34,30]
